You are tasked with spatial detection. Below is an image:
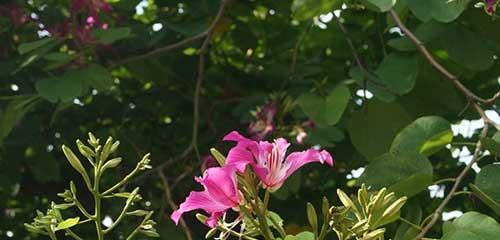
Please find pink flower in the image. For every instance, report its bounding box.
[171,166,241,228]
[71,0,112,16]
[224,131,333,192]
[0,2,28,27]
[485,0,498,14]
[248,102,277,140]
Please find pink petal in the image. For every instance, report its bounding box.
[274,138,290,157]
[224,130,261,157]
[252,164,270,186]
[226,146,253,172]
[198,167,240,207]
[170,191,228,225]
[223,131,250,143]
[283,149,333,180]
[206,212,224,228]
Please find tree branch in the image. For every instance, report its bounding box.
[416,121,489,239]
[132,0,231,181]
[388,9,496,239]
[158,169,193,240]
[110,33,207,68]
[388,10,496,105]
[289,21,313,77]
[191,0,231,160]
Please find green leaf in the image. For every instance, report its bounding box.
[390,116,453,157]
[305,126,344,147]
[36,64,112,102]
[349,67,397,103]
[18,38,54,54]
[93,27,132,44]
[43,52,77,70]
[348,101,413,160]
[440,212,500,240]
[297,85,350,127]
[407,0,470,23]
[472,164,500,216]
[482,132,500,154]
[0,96,40,144]
[375,53,418,94]
[56,217,79,230]
[36,75,83,103]
[469,184,500,216]
[291,0,343,20]
[394,201,422,240]
[358,151,433,198]
[387,22,494,71]
[399,57,464,116]
[85,64,113,91]
[284,231,315,240]
[363,0,397,12]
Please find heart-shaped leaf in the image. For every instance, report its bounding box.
[297,85,350,127]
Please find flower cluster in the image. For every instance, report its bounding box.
[485,0,499,14]
[49,0,112,45]
[171,131,333,229]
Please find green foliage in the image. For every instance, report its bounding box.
[406,0,469,23]
[440,212,500,240]
[390,116,453,156]
[471,164,500,215]
[358,151,433,198]
[1,0,499,239]
[297,85,350,127]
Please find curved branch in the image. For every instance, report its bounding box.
[191,0,231,160]
[388,10,496,104]
[388,9,496,240]
[158,169,193,240]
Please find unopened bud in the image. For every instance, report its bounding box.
[196,213,209,223]
[381,197,407,220]
[306,202,318,234]
[210,148,226,166]
[205,228,218,238]
[362,228,385,240]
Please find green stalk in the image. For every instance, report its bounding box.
[47,230,58,240]
[126,211,153,240]
[241,172,274,240]
[93,161,104,240]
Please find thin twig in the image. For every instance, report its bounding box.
[388,9,496,239]
[332,15,367,81]
[158,169,193,240]
[389,10,494,105]
[416,123,489,239]
[110,32,207,68]
[192,0,231,162]
[289,21,313,77]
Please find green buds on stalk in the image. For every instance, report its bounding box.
[329,184,407,240]
[25,133,159,239]
[306,202,318,236]
[62,145,92,190]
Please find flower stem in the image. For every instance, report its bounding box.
[47,230,58,240]
[399,217,422,230]
[93,165,104,240]
[217,225,259,240]
[263,190,270,210]
[126,211,154,240]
